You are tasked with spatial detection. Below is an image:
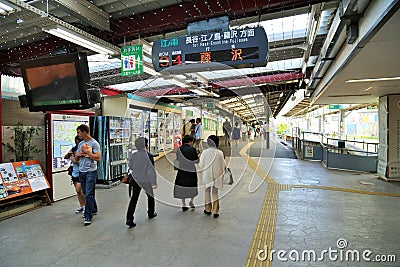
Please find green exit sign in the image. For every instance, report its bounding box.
[328,104,340,109]
[202,102,214,109]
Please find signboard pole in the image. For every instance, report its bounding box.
[265,95,270,149]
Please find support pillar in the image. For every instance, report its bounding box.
[378,95,400,181]
[264,95,270,149]
[339,108,345,139]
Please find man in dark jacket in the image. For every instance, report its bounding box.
[126,137,158,228]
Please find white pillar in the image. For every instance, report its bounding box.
[378,95,400,181]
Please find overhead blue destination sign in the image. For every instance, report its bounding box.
[152,27,268,72]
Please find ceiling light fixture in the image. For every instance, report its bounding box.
[329,94,372,97]
[43,25,119,55]
[346,77,400,83]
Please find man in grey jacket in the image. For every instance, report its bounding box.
[126,137,158,228]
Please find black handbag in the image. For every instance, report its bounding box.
[67,166,73,176]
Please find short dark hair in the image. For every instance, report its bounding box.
[135,137,148,150]
[189,119,195,123]
[76,124,89,133]
[75,136,82,143]
[207,135,219,148]
[182,135,194,144]
[196,118,201,123]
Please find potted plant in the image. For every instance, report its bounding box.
[2,122,42,162]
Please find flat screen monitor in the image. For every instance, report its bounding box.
[20,52,93,112]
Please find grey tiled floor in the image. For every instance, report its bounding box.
[0,137,399,266]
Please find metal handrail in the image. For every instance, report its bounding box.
[287,129,379,154]
[320,142,378,156]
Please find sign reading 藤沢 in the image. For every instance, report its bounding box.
[151,27,268,72]
[121,45,143,76]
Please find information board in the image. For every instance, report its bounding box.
[0,160,50,201]
[152,27,268,72]
[51,114,89,172]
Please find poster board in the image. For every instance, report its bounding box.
[48,113,90,201]
[0,160,50,201]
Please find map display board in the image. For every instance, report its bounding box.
[0,160,50,201]
[51,114,89,172]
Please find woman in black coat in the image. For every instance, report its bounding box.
[174,135,199,211]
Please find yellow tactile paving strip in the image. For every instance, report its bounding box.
[241,142,400,267]
[293,184,400,197]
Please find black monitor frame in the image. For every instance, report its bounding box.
[20,52,93,112]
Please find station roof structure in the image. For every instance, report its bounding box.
[0,0,399,121]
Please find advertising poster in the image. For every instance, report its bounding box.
[0,161,50,201]
[305,145,314,158]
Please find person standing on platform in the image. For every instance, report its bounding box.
[174,135,199,211]
[223,118,232,146]
[64,136,85,214]
[189,119,196,138]
[198,135,225,218]
[261,121,270,148]
[75,124,100,226]
[232,122,241,146]
[182,118,195,136]
[126,137,158,228]
[194,118,202,153]
[241,123,248,141]
[249,124,255,141]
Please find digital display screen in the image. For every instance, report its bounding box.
[20,52,92,112]
[25,62,82,107]
[159,56,169,68]
[152,27,269,72]
[185,47,259,64]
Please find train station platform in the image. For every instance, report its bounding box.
[0,136,399,266]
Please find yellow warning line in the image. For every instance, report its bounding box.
[245,185,279,267]
[293,184,400,197]
[239,143,278,185]
[241,142,280,266]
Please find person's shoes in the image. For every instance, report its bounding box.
[148,212,157,219]
[82,211,97,218]
[189,201,195,209]
[75,206,84,214]
[126,221,136,228]
[182,206,189,212]
[213,214,219,218]
[84,218,92,225]
[204,210,212,215]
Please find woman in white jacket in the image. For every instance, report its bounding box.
[198,135,226,218]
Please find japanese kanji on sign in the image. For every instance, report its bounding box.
[121,45,143,76]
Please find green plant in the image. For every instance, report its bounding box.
[2,122,42,162]
[276,123,287,135]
